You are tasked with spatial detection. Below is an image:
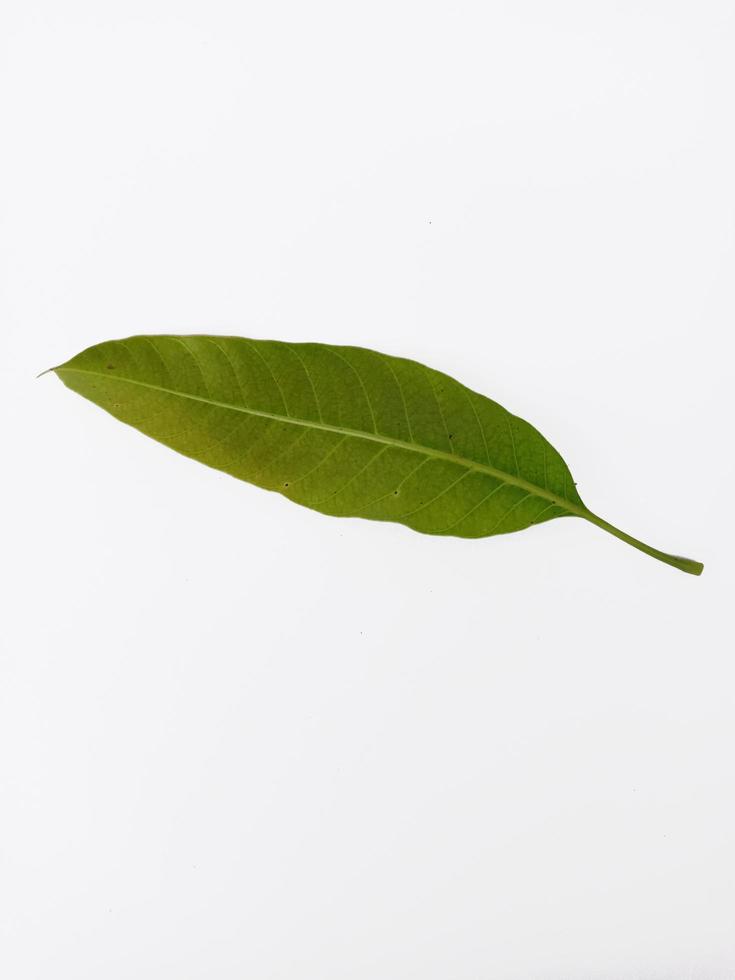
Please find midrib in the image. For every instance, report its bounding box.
[57,366,585,517]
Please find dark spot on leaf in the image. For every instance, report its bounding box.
[106,364,115,370]
[284,482,289,487]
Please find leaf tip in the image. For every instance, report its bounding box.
[38,360,69,379]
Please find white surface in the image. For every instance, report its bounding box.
[1,2,734,977]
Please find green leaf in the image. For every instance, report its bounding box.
[50,335,703,575]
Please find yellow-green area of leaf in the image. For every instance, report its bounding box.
[48,335,703,575]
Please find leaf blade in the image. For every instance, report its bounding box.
[55,335,581,531]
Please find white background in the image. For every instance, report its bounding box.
[2,2,734,977]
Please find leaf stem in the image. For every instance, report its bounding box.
[581,510,703,576]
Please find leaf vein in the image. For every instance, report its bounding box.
[396,468,472,521]
[284,343,323,423]
[322,346,378,433]
[434,481,507,533]
[310,444,391,508]
[56,366,583,517]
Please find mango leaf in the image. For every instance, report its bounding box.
[49,335,703,575]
